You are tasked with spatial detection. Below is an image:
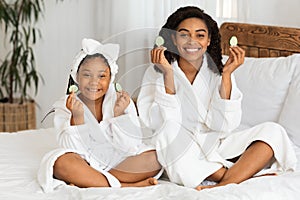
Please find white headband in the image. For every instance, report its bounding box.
[70,38,120,83]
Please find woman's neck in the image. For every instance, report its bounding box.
[178,57,203,84]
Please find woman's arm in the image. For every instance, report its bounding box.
[206,46,245,132]
[137,66,181,130]
[151,47,175,95]
[206,74,243,133]
[220,46,245,99]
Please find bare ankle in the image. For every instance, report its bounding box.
[207,167,227,182]
[121,177,158,187]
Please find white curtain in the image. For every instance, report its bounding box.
[215,0,250,25]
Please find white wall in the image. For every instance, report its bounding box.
[242,0,300,28]
[1,0,299,128]
[35,0,98,127]
[216,0,300,27]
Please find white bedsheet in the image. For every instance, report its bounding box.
[0,128,300,200]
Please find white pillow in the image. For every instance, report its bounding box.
[278,54,300,147]
[222,55,296,127]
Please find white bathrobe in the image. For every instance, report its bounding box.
[38,84,154,192]
[137,53,297,188]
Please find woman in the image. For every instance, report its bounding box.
[137,6,297,190]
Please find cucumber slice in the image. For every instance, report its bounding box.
[155,36,165,47]
[68,85,78,93]
[230,36,238,46]
[115,82,123,92]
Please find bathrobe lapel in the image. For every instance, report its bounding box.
[173,55,215,133]
[172,56,221,155]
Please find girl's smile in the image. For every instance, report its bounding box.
[77,57,111,102]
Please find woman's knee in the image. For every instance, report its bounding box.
[260,122,286,133]
[254,122,288,143]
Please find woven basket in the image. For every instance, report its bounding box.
[0,100,36,132]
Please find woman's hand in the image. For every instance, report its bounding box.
[223,46,245,76]
[220,46,245,99]
[151,47,173,74]
[151,47,176,94]
[114,91,131,117]
[66,91,84,125]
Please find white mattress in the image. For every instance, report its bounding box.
[1,128,300,200]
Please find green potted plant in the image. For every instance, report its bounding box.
[0,0,44,132]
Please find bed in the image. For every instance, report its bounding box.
[1,22,300,200]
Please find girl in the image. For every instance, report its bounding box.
[38,38,161,192]
[137,6,297,190]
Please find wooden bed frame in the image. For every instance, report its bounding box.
[220,22,300,58]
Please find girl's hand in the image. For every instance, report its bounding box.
[151,46,173,74]
[114,91,130,117]
[223,46,245,76]
[66,91,84,125]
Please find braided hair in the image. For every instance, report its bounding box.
[157,6,223,75]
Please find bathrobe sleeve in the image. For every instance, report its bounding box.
[53,97,91,153]
[205,74,243,133]
[137,66,182,131]
[104,100,153,155]
[53,95,150,157]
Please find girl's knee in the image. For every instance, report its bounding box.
[54,152,83,178]
[143,150,161,166]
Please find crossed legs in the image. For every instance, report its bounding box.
[196,141,275,190]
[53,150,161,188]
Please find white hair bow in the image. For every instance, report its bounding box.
[70,38,120,83]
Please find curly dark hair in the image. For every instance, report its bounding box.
[157,6,223,75]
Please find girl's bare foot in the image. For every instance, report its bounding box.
[122,177,158,187]
[69,178,158,188]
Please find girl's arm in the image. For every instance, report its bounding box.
[66,91,84,125]
[114,91,131,117]
[53,96,88,151]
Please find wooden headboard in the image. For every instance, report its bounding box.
[220,22,300,58]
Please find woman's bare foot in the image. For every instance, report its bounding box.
[195,173,277,191]
[206,167,227,182]
[254,172,277,178]
[195,183,225,191]
[122,177,158,187]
